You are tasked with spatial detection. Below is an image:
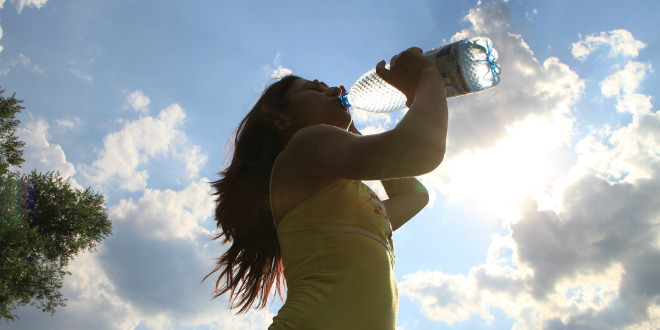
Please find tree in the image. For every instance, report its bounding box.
[0,88,112,321]
[0,88,25,176]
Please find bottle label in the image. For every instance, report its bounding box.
[423,41,472,98]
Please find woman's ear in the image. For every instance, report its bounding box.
[261,105,292,131]
[274,113,292,131]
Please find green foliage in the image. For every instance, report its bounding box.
[0,88,112,321]
[0,87,25,177]
[1,172,112,321]
[0,183,66,320]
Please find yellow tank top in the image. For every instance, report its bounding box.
[269,166,398,329]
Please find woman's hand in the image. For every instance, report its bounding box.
[381,177,429,231]
[375,47,438,107]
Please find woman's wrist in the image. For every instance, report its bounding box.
[404,66,445,106]
[380,176,428,198]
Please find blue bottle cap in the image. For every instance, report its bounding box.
[339,93,351,108]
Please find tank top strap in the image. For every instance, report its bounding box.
[269,152,283,228]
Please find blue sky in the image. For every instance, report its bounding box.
[2,0,660,329]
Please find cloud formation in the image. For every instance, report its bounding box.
[0,53,45,76]
[8,0,48,13]
[572,29,647,61]
[55,117,82,130]
[398,2,660,329]
[68,60,93,82]
[80,100,207,191]
[15,116,80,188]
[265,52,293,79]
[125,90,151,114]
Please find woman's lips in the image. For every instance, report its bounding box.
[336,98,349,113]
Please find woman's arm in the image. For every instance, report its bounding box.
[349,121,428,231]
[381,177,428,231]
[284,48,448,180]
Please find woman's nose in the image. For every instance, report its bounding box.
[326,86,343,98]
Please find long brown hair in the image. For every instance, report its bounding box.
[205,75,300,314]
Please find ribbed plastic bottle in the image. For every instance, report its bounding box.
[339,37,501,112]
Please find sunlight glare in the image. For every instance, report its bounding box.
[432,114,572,223]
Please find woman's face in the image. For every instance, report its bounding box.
[283,78,352,131]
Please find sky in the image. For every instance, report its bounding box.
[2,0,659,329]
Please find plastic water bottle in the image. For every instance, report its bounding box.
[339,37,501,112]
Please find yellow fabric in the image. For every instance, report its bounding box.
[269,179,397,330]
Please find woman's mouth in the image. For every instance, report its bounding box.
[336,98,350,113]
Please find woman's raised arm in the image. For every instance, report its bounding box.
[282,47,448,181]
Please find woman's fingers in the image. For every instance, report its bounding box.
[375,60,389,81]
[374,47,438,102]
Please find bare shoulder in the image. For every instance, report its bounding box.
[281,124,357,177]
[286,124,354,152]
[270,129,337,226]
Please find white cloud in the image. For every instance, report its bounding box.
[80,103,207,191]
[81,104,183,190]
[570,61,658,186]
[54,251,141,329]
[15,116,80,188]
[398,2,660,329]
[99,179,273,328]
[99,178,272,328]
[69,61,93,82]
[55,117,82,130]
[571,29,646,61]
[508,170,660,328]
[125,90,150,114]
[181,144,208,180]
[0,53,45,76]
[525,8,538,22]
[265,52,293,79]
[600,61,652,99]
[351,107,393,135]
[400,271,490,325]
[403,167,660,328]
[271,66,292,79]
[431,113,574,221]
[9,0,48,13]
[109,178,213,241]
[7,250,143,329]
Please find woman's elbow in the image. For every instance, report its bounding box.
[417,189,430,210]
[388,133,446,176]
[417,147,445,174]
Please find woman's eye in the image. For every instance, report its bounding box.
[307,81,326,92]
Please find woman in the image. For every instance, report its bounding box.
[206,47,448,329]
